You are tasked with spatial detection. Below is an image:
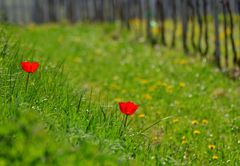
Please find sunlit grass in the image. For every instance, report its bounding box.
[1,23,240,165]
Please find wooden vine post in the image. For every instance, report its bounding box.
[156,0,166,46]
[212,0,221,68]
[145,0,152,43]
[225,0,238,67]
[181,0,189,54]
[171,0,177,48]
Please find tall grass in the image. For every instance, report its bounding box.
[1,23,240,165]
[0,25,146,165]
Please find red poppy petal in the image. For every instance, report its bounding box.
[133,104,138,111]
[31,62,39,73]
[119,102,127,114]
[119,101,138,115]
[21,62,31,73]
[126,107,133,115]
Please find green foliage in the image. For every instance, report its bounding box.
[0,23,240,165]
[0,110,121,165]
[0,26,130,166]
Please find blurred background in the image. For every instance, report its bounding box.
[0,0,239,24]
[0,1,240,165]
[0,0,239,71]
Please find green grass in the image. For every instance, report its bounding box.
[1,23,240,165]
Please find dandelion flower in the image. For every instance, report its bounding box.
[182,140,187,144]
[172,118,179,123]
[152,136,158,141]
[143,94,153,100]
[202,119,209,125]
[208,144,216,150]
[192,120,199,125]
[165,85,173,94]
[193,130,201,135]
[175,59,188,65]
[212,155,219,160]
[139,79,149,85]
[179,82,186,88]
[138,114,145,118]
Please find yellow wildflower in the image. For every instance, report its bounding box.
[179,82,186,88]
[202,119,209,125]
[110,83,120,90]
[181,136,187,144]
[182,140,187,144]
[138,78,149,84]
[174,59,188,65]
[172,118,179,123]
[166,85,173,94]
[193,130,201,135]
[148,85,157,92]
[208,144,216,150]
[192,120,199,125]
[114,98,122,102]
[212,155,219,160]
[152,136,158,141]
[138,114,145,118]
[143,94,153,100]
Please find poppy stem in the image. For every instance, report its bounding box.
[119,115,129,137]
[123,114,128,128]
[25,73,30,92]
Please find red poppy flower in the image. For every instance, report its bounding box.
[119,101,138,115]
[21,61,39,73]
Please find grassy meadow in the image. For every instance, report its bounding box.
[0,23,240,165]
